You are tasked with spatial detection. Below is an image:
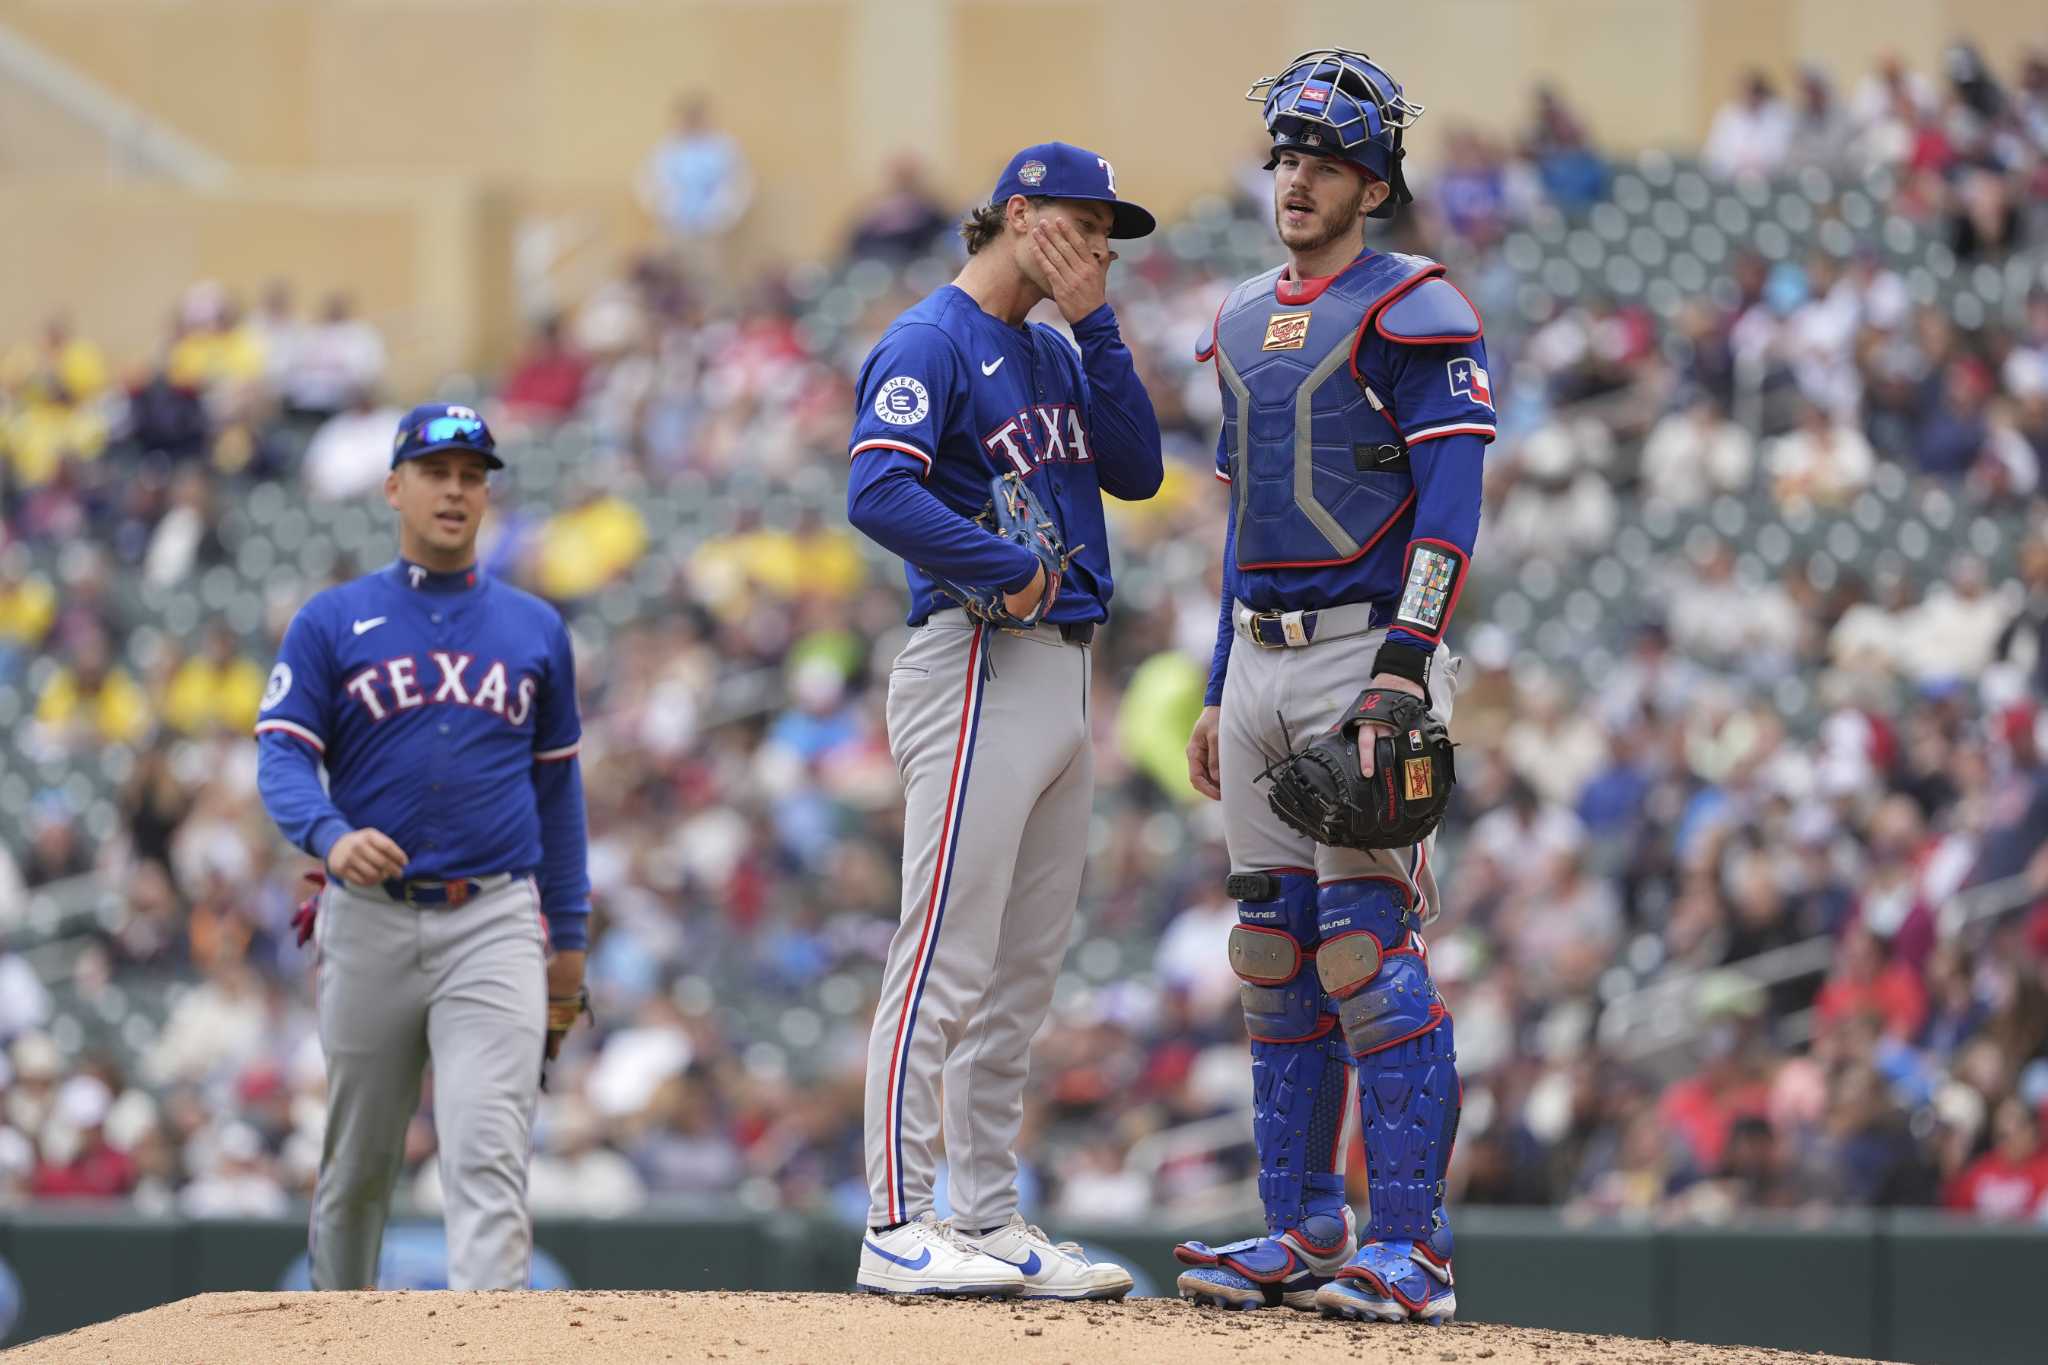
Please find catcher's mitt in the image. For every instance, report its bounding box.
[1262,688,1456,851]
[924,472,1079,630]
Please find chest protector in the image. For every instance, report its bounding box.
[1213,252,1441,569]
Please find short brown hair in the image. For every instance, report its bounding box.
[959,201,1013,255]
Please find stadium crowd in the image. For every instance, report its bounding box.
[3,44,2048,1234]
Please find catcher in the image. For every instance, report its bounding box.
[843,142,1162,1298]
[1175,50,1492,1325]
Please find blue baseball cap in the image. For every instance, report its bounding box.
[988,142,1155,239]
[391,402,503,470]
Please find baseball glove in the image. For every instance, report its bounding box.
[924,472,1078,630]
[1261,687,1456,851]
[540,986,592,1089]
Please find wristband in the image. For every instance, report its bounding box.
[1371,642,1432,695]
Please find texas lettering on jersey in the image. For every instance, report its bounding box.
[982,403,1094,474]
[341,652,537,726]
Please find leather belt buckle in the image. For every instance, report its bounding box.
[1251,609,1316,649]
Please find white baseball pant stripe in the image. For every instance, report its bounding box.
[864,618,1093,1231]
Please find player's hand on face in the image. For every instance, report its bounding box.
[1355,672,1426,778]
[1028,216,1114,323]
[1186,705,1223,801]
[325,828,409,886]
[1001,563,1048,621]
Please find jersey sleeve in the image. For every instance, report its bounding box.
[847,322,964,484]
[254,602,336,752]
[532,611,582,762]
[1372,327,1495,659]
[254,601,351,861]
[530,610,591,948]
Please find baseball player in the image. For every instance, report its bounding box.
[846,142,1163,1299]
[1172,51,1493,1325]
[254,404,591,1290]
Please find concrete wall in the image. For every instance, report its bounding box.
[3,0,2042,386]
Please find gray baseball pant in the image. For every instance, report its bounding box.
[863,618,1093,1232]
[310,874,547,1290]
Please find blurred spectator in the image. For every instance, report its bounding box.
[251,280,304,394]
[1914,358,1994,478]
[161,621,268,737]
[500,315,591,422]
[1944,1097,2048,1218]
[1766,402,1875,507]
[0,546,58,667]
[1912,556,2020,683]
[1704,71,1795,180]
[29,1075,137,1199]
[641,93,754,277]
[1949,166,2023,261]
[1638,391,1755,507]
[303,390,404,502]
[1814,927,1928,1042]
[33,629,151,750]
[1521,85,1609,211]
[1992,536,2048,697]
[0,945,51,1043]
[1786,66,1856,173]
[846,153,956,263]
[280,295,387,421]
[179,1121,289,1217]
[531,480,650,600]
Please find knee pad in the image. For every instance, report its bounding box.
[1227,871,1326,1044]
[1323,949,1444,1059]
[1226,870,1348,1234]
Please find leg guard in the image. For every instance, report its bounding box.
[1225,870,1351,1239]
[1315,879,1459,1249]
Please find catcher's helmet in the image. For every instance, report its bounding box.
[1248,49,1422,218]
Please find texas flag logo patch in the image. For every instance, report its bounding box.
[1447,357,1492,408]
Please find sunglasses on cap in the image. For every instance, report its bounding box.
[412,416,495,449]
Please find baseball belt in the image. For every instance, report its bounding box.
[1234,599,1382,649]
[377,871,518,908]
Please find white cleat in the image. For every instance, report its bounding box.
[857,1212,1026,1297]
[955,1214,1136,1301]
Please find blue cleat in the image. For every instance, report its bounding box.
[1314,1239,1456,1324]
[1173,1207,1357,1312]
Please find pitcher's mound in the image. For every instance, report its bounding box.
[0,1290,1900,1364]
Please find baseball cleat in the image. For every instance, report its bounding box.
[1315,1239,1457,1324]
[856,1212,1026,1297]
[954,1214,1134,1301]
[1173,1206,1357,1311]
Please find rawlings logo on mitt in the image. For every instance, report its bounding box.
[923,472,1080,631]
[1261,687,1456,851]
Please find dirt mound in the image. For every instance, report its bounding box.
[0,1290,1899,1364]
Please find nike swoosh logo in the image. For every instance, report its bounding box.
[863,1240,932,1271]
[989,1250,1042,1275]
[352,617,388,636]
[980,357,1005,376]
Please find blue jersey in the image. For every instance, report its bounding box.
[254,559,591,950]
[845,285,1163,625]
[1201,250,1494,703]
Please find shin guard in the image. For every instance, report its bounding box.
[1226,870,1350,1238]
[1316,877,1459,1251]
